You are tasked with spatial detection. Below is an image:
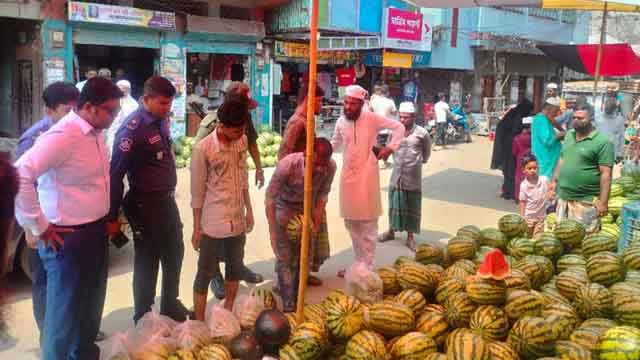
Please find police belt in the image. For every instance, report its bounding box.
[129,190,175,200]
[56,217,106,231]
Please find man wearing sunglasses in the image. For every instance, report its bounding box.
[108,76,193,323]
[14,77,123,359]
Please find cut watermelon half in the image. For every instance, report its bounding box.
[477,249,510,280]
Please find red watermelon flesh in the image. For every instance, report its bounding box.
[477,249,510,280]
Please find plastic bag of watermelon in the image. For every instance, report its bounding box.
[99,331,133,360]
[171,319,212,351]
[345,261,383,304]
[234,294,264,330]
[134,305,178,339]
[206,300,241,344]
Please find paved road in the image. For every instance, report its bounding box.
[2,136,517,357]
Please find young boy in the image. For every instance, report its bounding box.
[190,98,254,318]
[519,154,550,238]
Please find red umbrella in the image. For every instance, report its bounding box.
[538,43,640,77]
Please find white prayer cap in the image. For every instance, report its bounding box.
[545,96,561,107]
[522,116,533,125]
[116,80,131,89]
[399,102,416,114]
[344,85,368,100]
[546,82,558,90]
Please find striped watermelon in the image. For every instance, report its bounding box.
[570,318,617,352]
[443,264,471,282]
[394,289,427,315]
[544,213,557,232]
[555,219,586,248]
[367,301,415,338]
[487,341,520,360]
[475,246,497,265]
[326,343,346,360]
[398,262,439,296]
[416,311,449,348]
[541,303,580,340]
[480,228,508,250]
[624,245,640,270]
[466,277,507,305]
[344,330,386,360]
[424,263,445,283]
[446,329,489,360]
[582,233,617,259]
[453,259,477,273]
[610,183,625,198]
[555,267,590,301]
[608,197,628,217]
[540,285,571,306]
[533,232,564,261]
[555,340,592,360]
[469,305,509,341]
[446,236,478,262]
[601,212,615,224]
[303,304,327,326]
[498,214,527,238]
[435,277,466,304]
[628,270,640,285]
[444,292,477,328]
[600,224,621,242]
[389,332,438,360]
[415,243,444,265]
[424,303,446,314]
[278,345,299,360]
[504,268,532,291]
[325,294,364,341]
[197,345,232,360]
[586,251,626,286]
[425,354,446,360]
[376,266,402,295]
[597,326,640,360]
[574,283,613,319]
[610,282,640,327]
[504,290,545,322]
[457,225,483,243]
[394,256,417,269]
[288,321,328,360]
[513,255,554,290]
[507,316,557,359]
[508,237,535,260]
[571,318,618,352]
[556,254,587,274]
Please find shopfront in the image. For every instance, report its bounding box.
[68,2,176,99]
[272,40,361,133]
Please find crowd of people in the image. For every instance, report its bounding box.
[492,83,620,238]
[2,70,441,359]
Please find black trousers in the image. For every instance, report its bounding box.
[124,191,184,323]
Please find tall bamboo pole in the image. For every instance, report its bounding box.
[593,1,609,102]
[296,0,319,323]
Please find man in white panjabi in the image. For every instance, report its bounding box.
[331,85,405,271]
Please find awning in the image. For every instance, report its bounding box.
[407,0,640,12]
[537,43,640,76]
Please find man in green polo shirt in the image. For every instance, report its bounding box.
[550,104,615,233]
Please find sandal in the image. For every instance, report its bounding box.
[377,231,395,243]
[307,274,323,286]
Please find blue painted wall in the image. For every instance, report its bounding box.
[330,0,358,31]
[427,8,476,71]
[359,0,383,33]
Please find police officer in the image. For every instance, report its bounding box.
[193,82,264,300]
[107,76,193,322]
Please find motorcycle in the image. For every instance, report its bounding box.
[447,105,472,143]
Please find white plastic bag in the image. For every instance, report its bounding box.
[205,300,241,344]
[135,305,178,339]
[345,261,383,304]
[99,331,132,360]
[130,331,177,360]
[234,294,264,329]
[172,319,212,351]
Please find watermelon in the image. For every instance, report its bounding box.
[394,289,427,315]
[466,277,507,305]
[229,333,262,360]
[582,233,617,259]
[287,321,327,360]
[416,311,449,348]
[457,225,482,243]
[367,301,415,338]
[487,341,520,360]
[480,228,508,250]
[610,282,640,327]
[554,219,586,248]
[389,332,438,359]
[447,236,478,262]
[597,326,640,360]
[507,237,535,260]
[556,254,587,274]
[498,214,527,238]
[571,318,618,352]
[503,269,532,291]
[574,283,613,319]
[586,251,626,286]
[255,309,291,349]
[533,232,564,260]
[541,303,580,340]
[469,305,509,341]
[555,267,590,301]
[444,292,477,328]
[325,294,364,341]
[344,330,386,360]
[415,243,444,265]
[446,330,489,360]
[624,245,640,270]
[398,262,439,296]
[507,316,557,359]
[435,277,466,304]
[476,249,510,280]
[555,340,592,360]
[504,290,544,322]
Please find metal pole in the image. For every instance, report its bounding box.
[296,0,319,323]
[593,1,609,103]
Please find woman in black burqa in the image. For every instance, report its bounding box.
[490,99,534,200]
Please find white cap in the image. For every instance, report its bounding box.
[545,96,561,107]
[344,85,368,100]
[522,116,533,125]
[546,82,558,90]
[116,80,131,89]
[399,102,416,114]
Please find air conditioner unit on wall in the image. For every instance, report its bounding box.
[432,26,444,44]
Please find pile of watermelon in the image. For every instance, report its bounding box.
[174,136,196,169]
[271,212,640,360]
[254,127,282,169]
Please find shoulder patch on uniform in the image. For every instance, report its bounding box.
[119,137,133,152]
[148,134,162,144]
[127,119,140,130]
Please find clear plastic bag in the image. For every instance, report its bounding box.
[172,319,212,351]
[234,294,264,330]
[345,261,383,304]
[134,305,178,339]
[99,331,132,360]
[205,300,241,344]
[130,331,177,360]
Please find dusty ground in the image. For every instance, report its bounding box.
[2,136,517,358]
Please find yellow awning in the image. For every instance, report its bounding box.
[543,0,640,11]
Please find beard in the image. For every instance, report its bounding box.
[345,108,361,121]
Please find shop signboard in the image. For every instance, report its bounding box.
[274,41,356,62]
[362,50,431,69]
[68,1,176,31]
[382,8,432,52]
[382,52,413,69]
[160,38,187,138]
